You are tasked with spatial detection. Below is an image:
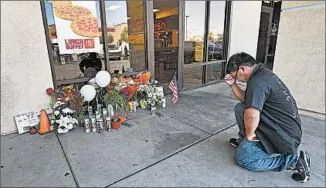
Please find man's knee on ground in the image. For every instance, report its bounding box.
[235,150,249,169]
[234,103,245,114]
[235,152,267,172]
[235,144,262,172]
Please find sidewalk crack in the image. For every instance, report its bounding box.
[55,133,80,188]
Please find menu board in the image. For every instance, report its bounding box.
[52,1,102,54]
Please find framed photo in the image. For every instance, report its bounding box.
[155,86,164,98]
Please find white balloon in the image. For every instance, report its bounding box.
[96,71,111,87]
[89,78,96,84]
[80,85,96,102]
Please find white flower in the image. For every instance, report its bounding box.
[58,127,69,134]
[62,108,73,114]
[73,118,78,124]
[154,80,158,84]
[67,123,73,130]
[54,110,60,116]
[57,128,64,134]
[128,80,135,85]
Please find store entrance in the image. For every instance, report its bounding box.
[256,1,282,70]
[153,1,179,90]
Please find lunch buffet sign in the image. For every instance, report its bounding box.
[52,1,102,54]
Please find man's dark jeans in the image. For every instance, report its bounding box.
[234,103,298,171]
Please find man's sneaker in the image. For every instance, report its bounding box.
[229,138,241,148]
[292,151,311,183]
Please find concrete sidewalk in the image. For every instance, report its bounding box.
[1,83,325,187]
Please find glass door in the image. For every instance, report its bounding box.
[183,1,206,89]
[256,6,274,66]
[152,1,179,91]
[104,1,146,73]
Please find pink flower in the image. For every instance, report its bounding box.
[46,88,55,96]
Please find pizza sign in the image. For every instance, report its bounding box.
[65,39,95,49]
[52,1,102,54]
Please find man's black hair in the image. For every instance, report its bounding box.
[89,52,97,59]
[226,52,257,73]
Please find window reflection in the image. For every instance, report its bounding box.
[45,1,104,82]
[207,1,225,82]
[105,1,146,73]
[183,1,205,88]
[153,1,179,87]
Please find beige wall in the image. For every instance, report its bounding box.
[109,23,127,45]
[273,1,325,114]
[1,1,54,134]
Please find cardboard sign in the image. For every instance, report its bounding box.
[14,109,53,134]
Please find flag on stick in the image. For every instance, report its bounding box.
[168,72,179,104]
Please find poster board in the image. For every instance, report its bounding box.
[14,109,53,134]
[52,1,102,54]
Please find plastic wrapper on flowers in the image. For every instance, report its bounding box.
[103,71,164,113]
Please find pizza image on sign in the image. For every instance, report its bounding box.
[52,1,72,9]
[54,5,92,21]
[70,17,101,37]
[52,1,102,54]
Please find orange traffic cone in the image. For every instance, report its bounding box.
[38,109,51,135]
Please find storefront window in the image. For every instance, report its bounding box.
[43,1,230,89]
[105,1,146,73]
[206,1,226,82]
[183,1,205,88]
[45,1,105,83]
[153,1,179,88]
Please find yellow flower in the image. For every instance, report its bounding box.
[63,85,74,90]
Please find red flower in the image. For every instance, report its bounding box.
[76,105,81,110]
[46,88,55,96]
[120,87,128,95]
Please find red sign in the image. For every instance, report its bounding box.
[65,39,95,50]
[107,27,115,32]
[154,20,166,32]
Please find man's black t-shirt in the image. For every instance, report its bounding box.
[244,63,302,155]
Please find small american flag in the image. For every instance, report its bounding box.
[168,72,179,104]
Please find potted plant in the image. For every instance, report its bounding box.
[103,89,128,129]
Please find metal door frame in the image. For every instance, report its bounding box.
[145,1,155,76]
[145,1,183,90]
[261,6,274,65]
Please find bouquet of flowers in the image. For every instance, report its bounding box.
[52,101,78,134]
[46,85,85,133]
